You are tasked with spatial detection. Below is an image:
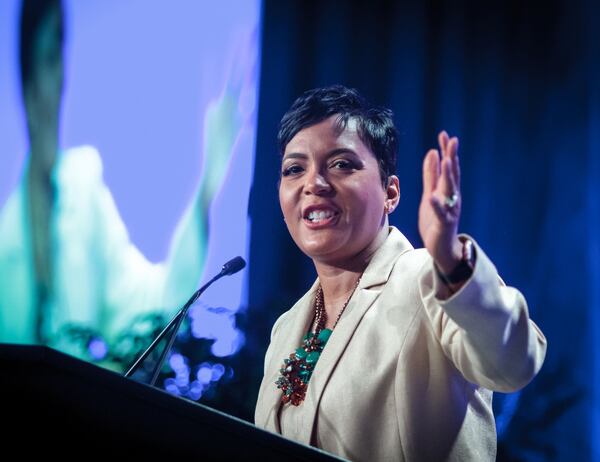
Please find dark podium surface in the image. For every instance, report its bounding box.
[0,344,345,460]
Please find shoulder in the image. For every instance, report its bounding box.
[269,310,290,341]
[384,227,430,267]
[395,246,430,268]
[388,246,432,286]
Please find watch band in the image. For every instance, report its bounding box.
[436,238,475,285]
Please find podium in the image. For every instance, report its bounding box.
[0,344,344,460]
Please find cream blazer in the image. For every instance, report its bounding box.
[255,227,547,462]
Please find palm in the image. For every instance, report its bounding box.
[418,131,462,274]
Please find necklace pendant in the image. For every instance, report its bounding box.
[275,328,334,406]
[276,353,310,405]
[275,277,360,407]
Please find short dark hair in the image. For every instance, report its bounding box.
[278,85,398,184]
[20,0,64,87]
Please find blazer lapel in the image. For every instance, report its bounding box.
[256,227,414,443]
[256,280,320,432]
[298,227,414,445]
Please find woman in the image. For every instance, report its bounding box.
[255,85,547,461]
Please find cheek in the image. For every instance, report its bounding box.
[348,198,385,240]
[344,184,385,220]
[278,187,296,220]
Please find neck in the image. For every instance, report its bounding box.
[313,226,389,326]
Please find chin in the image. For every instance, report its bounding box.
[300,242,334,257]
[299,238,349,262]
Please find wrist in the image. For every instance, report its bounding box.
[435,237,475,286]
[434,238,464,275]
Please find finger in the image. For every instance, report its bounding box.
[443,155,458,196]
[422,149,440,194]
[448,137,461,188]
[434,155,457,205]
[438,131,449,157]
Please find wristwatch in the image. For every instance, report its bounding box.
[437,238,476,285]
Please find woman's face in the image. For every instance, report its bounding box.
[279,115,398,265]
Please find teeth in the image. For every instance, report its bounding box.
[307,210,335,222]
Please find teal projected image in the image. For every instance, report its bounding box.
[0,0,260,401]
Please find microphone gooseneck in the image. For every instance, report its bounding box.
[124,256,246,385]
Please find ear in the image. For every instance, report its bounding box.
[384,175,400,214]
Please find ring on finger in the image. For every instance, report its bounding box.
[444,192,459,209]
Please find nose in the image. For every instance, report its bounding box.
[304,167,332,195]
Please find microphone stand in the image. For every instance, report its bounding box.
[124,257,245,386]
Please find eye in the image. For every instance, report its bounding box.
[330,159,355,170]
[281,164,304,176]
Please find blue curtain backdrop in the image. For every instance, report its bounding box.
[248,0,600,460]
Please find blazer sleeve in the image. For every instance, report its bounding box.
[418,238,547,392]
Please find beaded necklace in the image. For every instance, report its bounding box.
[275,279,360,406]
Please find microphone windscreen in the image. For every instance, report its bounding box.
[221,256,246,275]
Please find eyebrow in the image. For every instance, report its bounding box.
[282,148,359,162]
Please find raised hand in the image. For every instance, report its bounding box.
[418,131,463,276]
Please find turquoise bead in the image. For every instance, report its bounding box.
[299,369,311,380]
[306,351,321,364]
[317,328,332,343]
[295,347,307,359]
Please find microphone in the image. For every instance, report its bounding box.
[220,256,246,276]
[124,256,247,385]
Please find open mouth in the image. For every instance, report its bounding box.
[306,210,337,222]
[303,209,340,226]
